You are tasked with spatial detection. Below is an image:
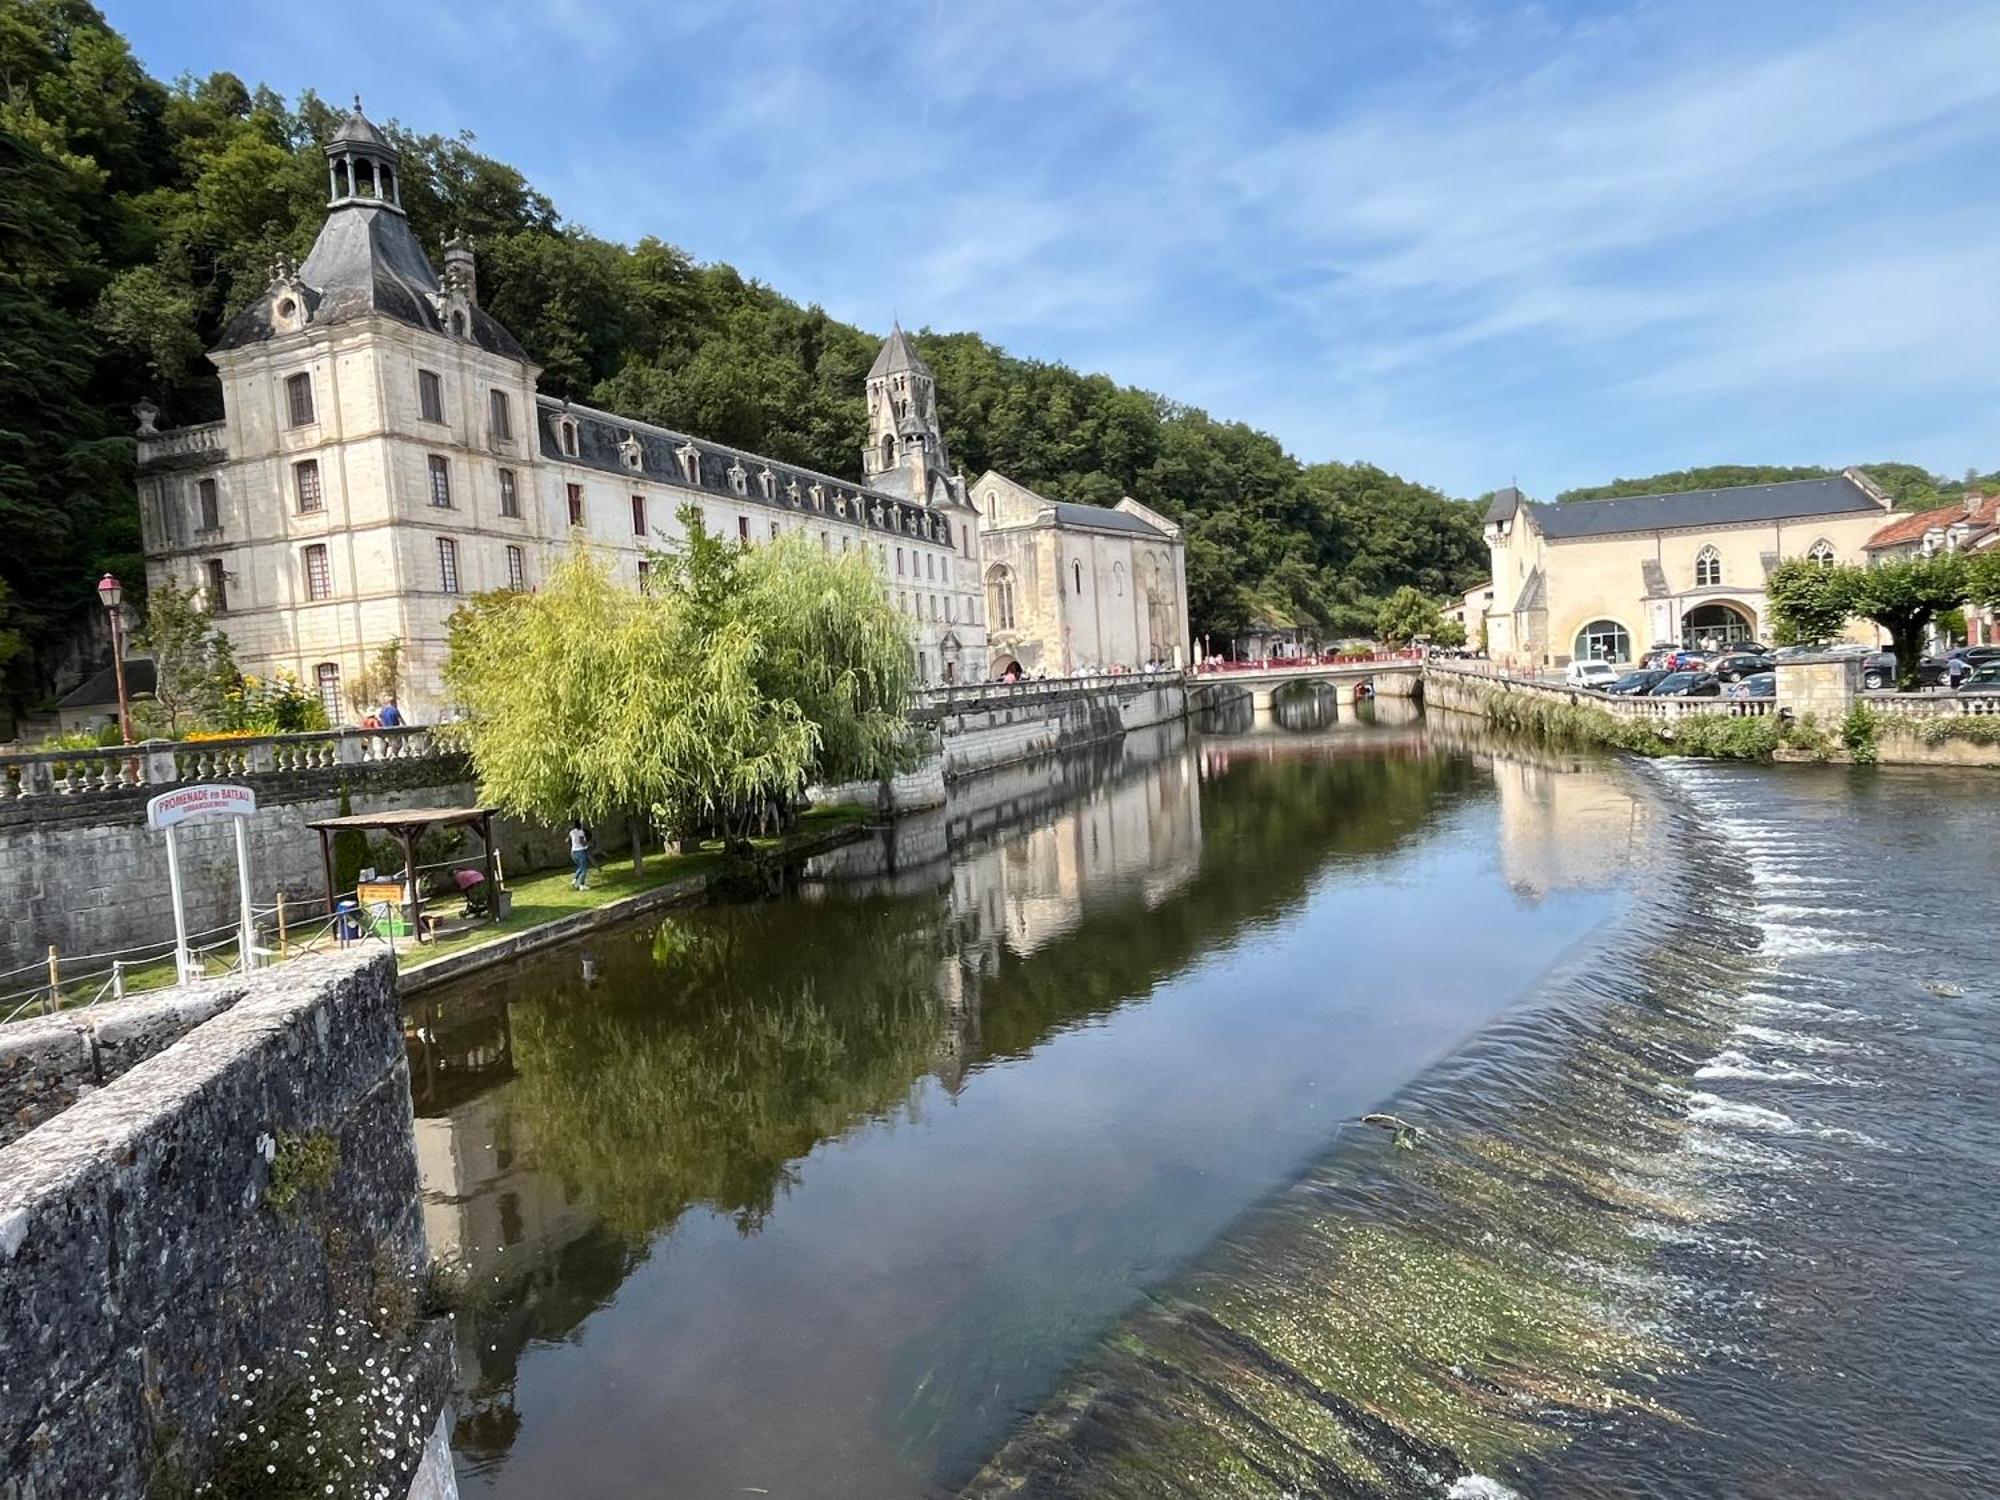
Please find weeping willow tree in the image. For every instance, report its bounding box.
[441,504,917,858]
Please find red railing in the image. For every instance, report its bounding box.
[1190,648,1426,674]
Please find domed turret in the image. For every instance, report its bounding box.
[325,96,403,213]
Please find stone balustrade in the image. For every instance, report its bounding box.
[1423,661,1775,719]
[913,668,1182,721]
[134,418,226,466]
[0,724,444,805]
[1863,691,2000,719]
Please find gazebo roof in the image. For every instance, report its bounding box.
[306,806,497,832]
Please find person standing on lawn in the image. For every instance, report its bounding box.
[569,820,591,890]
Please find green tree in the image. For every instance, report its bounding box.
[133,578,236,733]
[1432,618,1467,650]
[347,636,402,718]
[330,783,368,900]
[1842,555,1969,690]
[1967,550,2000,613]
[1375,586,1443,646]
[442,508,914,858]
[1765,557,1854,647]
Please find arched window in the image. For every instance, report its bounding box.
[1573,619,1632,664]
[1694,545,1722,587]
[1111,561,1126,598]
[986,565,1016,630]
[879,433,895,468]
[984,490,998,521]
[1073,559,1084,594]
[1806,538,1836,567]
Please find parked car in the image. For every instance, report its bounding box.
[1607,668,1672,696]
[1712,652,1773,683]
[1565,659,1622,689]
[1652,670,1722,698]
[1726,672,1776,700]
[1959,663,2000,695]
[1862,652,1948,690]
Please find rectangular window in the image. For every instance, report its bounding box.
[197,477,219,531]
[293,459,323,513]
[303,544,331,601]
[418,368,444,423]
[631,494,647,536]
[427,454,453,508]
[738,516,750,541]
[769,521,780,540]
[489,388,512,440]
[204,558,229,614]
[566,483,584,526]
[896,547,906,576]
[284,372,314,427]
[437,537,460,594]
[926,553,936,580]
[506,544,526,591]
[941,556,950,584]
[820,531,829,550]
[930,595,939,620]
[636,559,651,592]
[499,468,520,518]
[315,664,341,725]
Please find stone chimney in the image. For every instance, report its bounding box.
[442,232,477,306]
[1966,491,1983,518]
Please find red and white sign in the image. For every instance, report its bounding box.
[147,783,258,830]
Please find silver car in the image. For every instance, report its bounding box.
[1960,663,2000,695]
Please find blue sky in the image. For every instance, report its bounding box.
[107,0,2000,499]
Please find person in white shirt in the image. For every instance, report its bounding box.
[569,821,591,890]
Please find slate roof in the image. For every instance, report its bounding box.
[538,399,956,547]
[58,658,156,709]
[1483,486,1525,522]
[1528,475,1883,540]
[1051,502,1169,538]
[1511,567,1547,614]
[214,205,527,361]
[328,101,392,150]
[868,323,929,379]
[1864,493,2000,551]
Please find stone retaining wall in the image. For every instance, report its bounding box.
[0,949,448,1497]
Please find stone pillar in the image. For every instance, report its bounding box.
[1250,686,1276,713]
[1332,680,1358,708]
[1775,652,1862,724]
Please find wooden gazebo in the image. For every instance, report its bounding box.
[305,805,500,943]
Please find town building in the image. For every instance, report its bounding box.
[134,103,1189,721]
[1481,470,1895,669]
[1863,491,2000,649]
[970,473,1189,677]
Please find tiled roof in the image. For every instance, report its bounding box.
[537,400,955,547]
[1863,494,2000,550]
[1528,475,1883,540]
[58,658,156,709]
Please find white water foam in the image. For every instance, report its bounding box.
[1696,1051,1823,1084]
[1733,1024,1853,1054]
[1740,993,1862,1021]
[1448,1475,1525,1500]
[1758,922,1874,957]
[1687,1093,1799,1132]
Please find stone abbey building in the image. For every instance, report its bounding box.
[135,103,1187,722]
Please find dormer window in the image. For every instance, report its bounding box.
[785,479,802,504]
[759,468,777,500]
[808,482,825,511]
[559,417,579,458]
[1694,545,1721,587]
[677,444,701,485]
[727,460,749,496]
[619,433,644,472]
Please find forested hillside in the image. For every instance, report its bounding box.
[1558,463,2000,509]
[0,0,1486,710]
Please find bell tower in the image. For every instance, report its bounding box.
[862,322,946,488]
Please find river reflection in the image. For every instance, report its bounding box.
[407,714,1643,1497]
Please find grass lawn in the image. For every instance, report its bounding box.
[48,805,870,1006]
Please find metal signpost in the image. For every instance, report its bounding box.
[146,783,259,983]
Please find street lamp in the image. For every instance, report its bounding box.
[95,572,134,747]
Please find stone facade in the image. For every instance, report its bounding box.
[0,949,450,1497]
[971,473,1189,676]
[1482,471,1894,669]
[136,103,1197,715]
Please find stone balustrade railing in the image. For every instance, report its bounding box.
[914,668,1183,718]
[1423,661,1775,718]
[136,419,226,466]
[0,724,445,804]
[1862,691,2000,719]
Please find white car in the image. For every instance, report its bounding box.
[1564,659,1621,689]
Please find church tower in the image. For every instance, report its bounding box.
[862,323,948,500]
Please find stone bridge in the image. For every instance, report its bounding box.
[1187,653,1425,714]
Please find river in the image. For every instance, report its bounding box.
[404,689,1998,1498]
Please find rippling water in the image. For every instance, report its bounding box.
[406,699,1998,1497]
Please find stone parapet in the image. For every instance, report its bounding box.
[0,949,447,1497]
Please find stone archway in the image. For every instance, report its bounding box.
[1681,601,1757,649]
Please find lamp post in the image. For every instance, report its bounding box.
[96,572,134,746]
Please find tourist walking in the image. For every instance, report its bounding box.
[376,696,402,727]
[569,820,592,890]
